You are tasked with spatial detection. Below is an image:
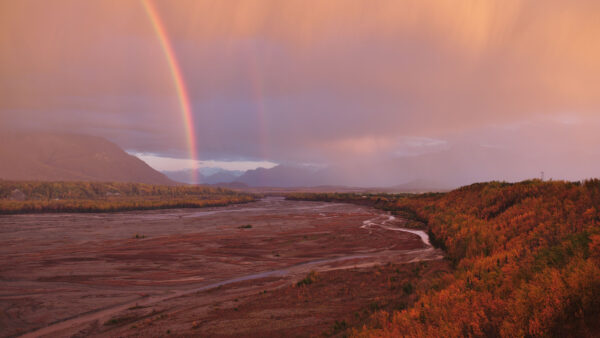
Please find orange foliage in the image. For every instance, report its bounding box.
[330,180,600,337]
[0,181,256,214]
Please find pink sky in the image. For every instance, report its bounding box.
[1,0,600,186]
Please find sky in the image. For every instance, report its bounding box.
[2,0,600,186]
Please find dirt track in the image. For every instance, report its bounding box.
[0,197,444,337]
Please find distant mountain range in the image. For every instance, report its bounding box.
[0,131,455,191]
[0,132,173,184]
[164,164,329,188]
[235,165,329,187]
[162,168,243,185]
[163,165,452,192]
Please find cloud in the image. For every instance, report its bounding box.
[2,1,600,185]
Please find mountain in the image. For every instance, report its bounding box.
[235,165,327,187]
[211,181,249,190]
[162,168,242,184]
[203,171,240,184]
[162,170,206,185]
[0,132,173,184]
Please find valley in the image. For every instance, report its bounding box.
[0,198,444,337]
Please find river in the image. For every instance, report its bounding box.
[0,197,443,337]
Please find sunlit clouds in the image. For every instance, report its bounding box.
[1,1,600,186]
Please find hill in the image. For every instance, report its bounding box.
[366,181,600,336]
[289,180,600,336]
[0,132,173,184]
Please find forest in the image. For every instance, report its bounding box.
[289,180,600,337]
[0,180,256,214]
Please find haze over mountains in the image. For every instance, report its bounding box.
[1,130,587,192]
[161,164,454,192]
[0,132,173,185]
[162,168,243,186]
[162,165,327,187]
[0,131,450,191]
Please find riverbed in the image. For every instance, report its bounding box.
[0,197,444,337]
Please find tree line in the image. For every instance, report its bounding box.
[0,180,257,214]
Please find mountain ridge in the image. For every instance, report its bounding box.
[0,132,174,184]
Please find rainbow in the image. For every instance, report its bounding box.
[142,0,199,184]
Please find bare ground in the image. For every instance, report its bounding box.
[0,197,445,337]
